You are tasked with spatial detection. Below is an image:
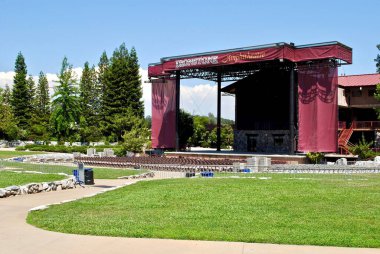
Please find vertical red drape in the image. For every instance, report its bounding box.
[151,79,176,149]
[298,64,338,152]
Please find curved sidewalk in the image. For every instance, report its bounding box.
[0,178,379,254]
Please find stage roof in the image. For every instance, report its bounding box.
[148,41,352,81]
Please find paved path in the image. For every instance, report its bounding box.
[0,178,379,254]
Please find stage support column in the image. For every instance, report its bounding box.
[289,65,295,155]
[175,71,180,151]
[217,71,222,151]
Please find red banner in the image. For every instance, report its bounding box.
[151,79,176,149]
[297,64,338,152]
[148,43,352,77]
[161,47,286,72]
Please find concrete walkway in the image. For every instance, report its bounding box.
[0,178,379,254]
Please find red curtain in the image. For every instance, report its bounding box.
[151,79,176,149]
[298,64,338,152]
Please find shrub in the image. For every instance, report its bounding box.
[306,152,324,164]
[15,144,123,155]
[349,135,376,160]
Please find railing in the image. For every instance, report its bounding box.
[338,121,380,130]
[351,121,380,130]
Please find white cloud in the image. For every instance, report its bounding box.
[180,83,235,120]
[0,71,15,88]
[1,68,235,120]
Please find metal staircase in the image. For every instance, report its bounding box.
[338,122,354,154]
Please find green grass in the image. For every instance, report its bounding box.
[0,150,45,159]
[1,161,146,179]
[0,171,65,188]
[27,174,380,247]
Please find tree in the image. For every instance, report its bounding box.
[29,72,51,142]
[35,71,50,118]
[11,52,30,129]
[98,51,110,136]
[127,47,144,118]
[373,44,380,118]
[26,75,36,116]
[0,88,19,140]
[121,113,150,153]
[375,44,380,73]
[179,109,194,149]
[50,57,81,142]
[79,62,100,142]
[2,85,11,105]
[102,43,144,140]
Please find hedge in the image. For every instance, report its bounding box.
[15,144,123,155]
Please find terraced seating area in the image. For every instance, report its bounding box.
[75,155,290,173]
[75,156,240,172]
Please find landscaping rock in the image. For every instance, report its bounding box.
[335,158,347,165]
[0,176,80,199]
[0,189,7,198]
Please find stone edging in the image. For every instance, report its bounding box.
[0,176,78,198]
[117,172,155,179]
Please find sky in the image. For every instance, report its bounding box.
[0,0,379,120]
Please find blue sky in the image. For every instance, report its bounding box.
[0,0,379,119]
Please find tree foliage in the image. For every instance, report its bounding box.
[189,114,234,148]
[120,109,150,153]
[0,88,19,140]
[2,44,148,152]
[179,110,194,149]
[11,52,30,129]
[35,71,50,118]
[50,57,80,142]
[375,44,380,73]
[349,135,375,160]
[102,43,144,140]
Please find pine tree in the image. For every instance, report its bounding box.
[50,57,80,142]
[98,51,109,136]
[79,62,102,142]
[11,52,29,129]
[29,71,51,142]
[102,43,144,140]
[26,75,36,117]
[36,71,50,117]
[127,47,144,118]
[79,62,97,122]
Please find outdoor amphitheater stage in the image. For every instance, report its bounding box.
[164,149,307,164]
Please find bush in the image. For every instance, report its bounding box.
[306,152,324,164]
[349,135,376,160]
[15,144,123,155]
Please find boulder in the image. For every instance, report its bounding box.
[335,158,347,165]
[0,189,7,198]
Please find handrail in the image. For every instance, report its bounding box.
[351,121,380,129]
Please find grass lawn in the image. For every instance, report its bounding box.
[0,171,65,188]
[27,174,380,247]
[0,150,45,159]
[1,161,146,179]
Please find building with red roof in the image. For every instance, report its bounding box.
[338,73,380,152]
